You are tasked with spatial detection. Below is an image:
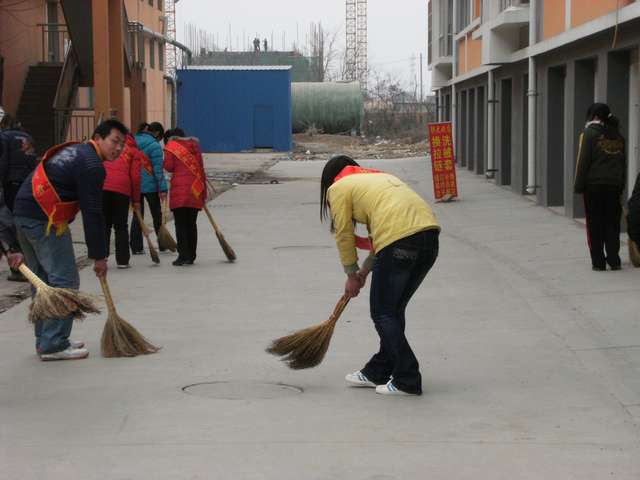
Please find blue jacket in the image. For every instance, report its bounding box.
[14,143,107,260]
[135,132,167,194]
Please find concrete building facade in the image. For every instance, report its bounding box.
[428,0,640,218]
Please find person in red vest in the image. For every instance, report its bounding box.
[13,119,127,361]
[163,128,206,266]
[102,133,142,269]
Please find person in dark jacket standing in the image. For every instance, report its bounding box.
[574,103,626,271]
[130,122,167,254]
[103,133,142,268]
[0,113,37,281]
[163,128,206,266]
[13,119,127,361]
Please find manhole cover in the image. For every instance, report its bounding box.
[182,381,303,400]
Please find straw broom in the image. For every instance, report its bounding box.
[0,243,100,323]
[266,295,350,370]
[203,204,236,262]
[133,207,160,264]
[157,197,177,252]
[100,276,160,357]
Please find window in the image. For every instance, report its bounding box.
[149,38,155,69]
[158,0,163,10]
[148,0,153,6]
[457,0,471,31]
[158,42,164,70]
[439,0,453,56]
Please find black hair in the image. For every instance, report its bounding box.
[320,154,359,223]
[147,122,165,140]
[92,119,129,139]
[164,127,185,143]
[137,122,150,133]
[586,102,620,139]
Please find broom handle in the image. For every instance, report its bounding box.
[99,277,117,315]
[133,207,153,238]
[0,242,48,289]
[203,204,223,237]
[331,295,350,321]
[161,197,169,227]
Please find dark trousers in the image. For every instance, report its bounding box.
[628,209,640,246]
[361,229,439,395]
[130,192,162,252]
[584,186,622,269]
[173,207,199,262]
[103,191,131,266]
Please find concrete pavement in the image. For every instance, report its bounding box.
[1,156,640,479]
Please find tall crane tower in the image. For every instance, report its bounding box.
[345,0,367,92]
[165,0,178,78]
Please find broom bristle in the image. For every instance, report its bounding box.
[28,287,101,323]
[216,233,236,262]
[266,317,339,369]
[101,311,160,358]
[630,239,640,267]
[158,225,177,252]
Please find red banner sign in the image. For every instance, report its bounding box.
[427,122,458,200]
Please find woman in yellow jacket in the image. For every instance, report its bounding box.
[321,155,440,396]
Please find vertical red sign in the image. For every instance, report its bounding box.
[427,122,458,200]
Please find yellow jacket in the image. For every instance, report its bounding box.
[328,172,440,272]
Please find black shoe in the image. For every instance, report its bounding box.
[610,265,622,271]
[592,266,606,271]
[132,250,145,255]
[172,258,187,266]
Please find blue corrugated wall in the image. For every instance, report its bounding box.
[176,69,292,153]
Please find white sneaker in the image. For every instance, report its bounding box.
[117,264,131,269]
[375,380,418,396]
[345,370,376,388]
[69,340,85,349]
[40,347,89,361]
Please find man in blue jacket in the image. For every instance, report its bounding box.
[130,121,168,254]
[14,119,127,361]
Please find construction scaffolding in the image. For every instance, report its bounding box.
[165,0,178,77]
[344,0,367,92]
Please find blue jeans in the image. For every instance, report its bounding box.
[15,216,80,354]
[361,229,439,394]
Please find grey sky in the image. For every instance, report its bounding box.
[176,0,431,91]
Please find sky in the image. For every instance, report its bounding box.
[176,0,432,92]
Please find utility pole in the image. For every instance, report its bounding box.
[420,53,424,103]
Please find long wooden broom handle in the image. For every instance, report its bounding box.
[161,197,169,226]
[99,277,117,315]
[203,205,222,236]
[0,242,48,289]
[133,207,152,237]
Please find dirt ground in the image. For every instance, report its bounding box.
[292,133,428,161]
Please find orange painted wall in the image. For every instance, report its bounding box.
[457,36,467,75]
[571,0,633,28]
[543,0,566,40]
[466,33,482,72]
[474,0,482,20]
[0,0,46,114]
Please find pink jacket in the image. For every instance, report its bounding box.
[103,134,142,202]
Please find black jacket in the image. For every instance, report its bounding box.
[14,143,107,260]
[574,123,626,194]
[0,128,38,184]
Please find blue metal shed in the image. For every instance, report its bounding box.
[176,66,292,153]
